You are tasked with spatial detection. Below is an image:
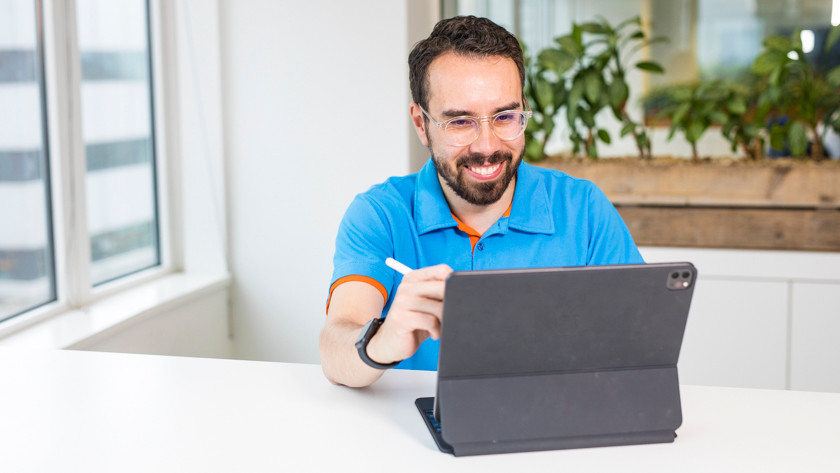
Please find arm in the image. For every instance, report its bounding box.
[319,264,452,387]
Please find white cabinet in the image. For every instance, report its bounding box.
[642,247,840,393]
[678,279,789,389]
[791,283,840,392]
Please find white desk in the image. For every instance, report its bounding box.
[1,349,838,472]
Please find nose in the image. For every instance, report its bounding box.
[468,117,499,156]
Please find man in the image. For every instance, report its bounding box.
[319,16,643,387]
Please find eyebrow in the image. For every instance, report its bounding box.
[439,101,522,118]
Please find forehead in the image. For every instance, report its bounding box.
[426,52,521,114]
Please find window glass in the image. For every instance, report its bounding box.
[446,0,840,87]
[76,0,160,285]
[0,0,57,322]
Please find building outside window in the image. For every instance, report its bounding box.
[0,0,161,323]
[0,0,56,321]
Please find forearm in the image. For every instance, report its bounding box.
[319,318,386,388]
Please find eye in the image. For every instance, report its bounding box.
[495,112,518,123]
[448,118,475,129]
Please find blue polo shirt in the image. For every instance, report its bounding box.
[329,158,643,371]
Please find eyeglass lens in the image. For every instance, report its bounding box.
[444,112,527,146]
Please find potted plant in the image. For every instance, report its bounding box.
[527,19,840,251]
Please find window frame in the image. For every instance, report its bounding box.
[0,0,180,336]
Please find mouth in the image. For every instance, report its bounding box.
[463,161,504,180]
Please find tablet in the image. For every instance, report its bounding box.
[417,262,696,456]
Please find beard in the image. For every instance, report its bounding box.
[432,148,523,206]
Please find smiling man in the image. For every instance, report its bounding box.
[319,16,643,387]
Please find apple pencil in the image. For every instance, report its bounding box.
[385,257,414,275]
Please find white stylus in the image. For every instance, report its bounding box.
[385,257,414,275]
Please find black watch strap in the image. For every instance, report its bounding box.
[355,318,400,369]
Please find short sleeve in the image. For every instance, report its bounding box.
[329,194,397,305]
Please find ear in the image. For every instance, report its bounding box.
[409,102,429,147]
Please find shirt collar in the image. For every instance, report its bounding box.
[413,158,555,235]
[414,159,457,235]
[508,161,555,234]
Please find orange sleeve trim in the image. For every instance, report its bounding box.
[326,275,388,315]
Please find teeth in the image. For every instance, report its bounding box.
[468,163,501,176]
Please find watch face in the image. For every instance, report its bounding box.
[355,318,376,347]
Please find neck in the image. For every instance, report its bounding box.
[440,176,516,235]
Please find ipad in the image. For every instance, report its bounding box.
[416,262,696,456]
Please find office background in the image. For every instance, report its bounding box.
[1,0,839,394]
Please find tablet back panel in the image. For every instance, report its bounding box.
[434,262,695,456]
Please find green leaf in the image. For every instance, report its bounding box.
[537,49,576,75]
[580,107,596,128]
[764,35,792,52]
[555,34,581,56]
[686,121,707,143]
[710,111,728,124]
[525,137,544,161]
[534,79,553,111]
[826,25,840,52]
[584,71,603,104]
[580,22,607,34]
[609,79,629,111]
[826,65,840,87]
[525,116,539,133]
[615,16,641,32]
[568,77,585,107]
[543,115,556,137]
[672,102,691,125]
[594,50,612,69]
[597,128,612,144]
[753,51,784,75]
[552,82,568,110]
[726,97,747,114]
[635,61,664,73]
[620,121,635,137]
[769,125,786,151]
[572,23,583,46]
[636,132,649,149]
[788,121,807,157]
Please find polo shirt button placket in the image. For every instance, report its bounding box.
[477,242,485,251]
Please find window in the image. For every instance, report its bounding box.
[0,0,56,322]
[77,0,160,285]
[445,0,840,90]
[0,0,164,324]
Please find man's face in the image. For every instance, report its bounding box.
[413,52,525,206]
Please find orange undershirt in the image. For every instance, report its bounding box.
[326,203,512,314]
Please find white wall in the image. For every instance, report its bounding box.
[209,2,840,394]
[220,0,425,363]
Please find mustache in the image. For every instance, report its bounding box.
[456,151,512,168]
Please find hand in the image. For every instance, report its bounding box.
[366,264,453,365]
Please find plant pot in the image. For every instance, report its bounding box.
[537,157,840,251]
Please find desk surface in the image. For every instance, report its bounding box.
[1,349,838,472]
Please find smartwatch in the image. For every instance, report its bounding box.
[355,318,400,369]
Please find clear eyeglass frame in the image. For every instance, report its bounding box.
[419,102,533,147]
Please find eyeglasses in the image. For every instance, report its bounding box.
[419,104,533,147]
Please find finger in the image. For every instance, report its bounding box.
[402,263,453,282]
[388,310,441,340]
[395,297,443,322]
[396,279,447,302]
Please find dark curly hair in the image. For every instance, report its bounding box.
[408,16,525,110]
